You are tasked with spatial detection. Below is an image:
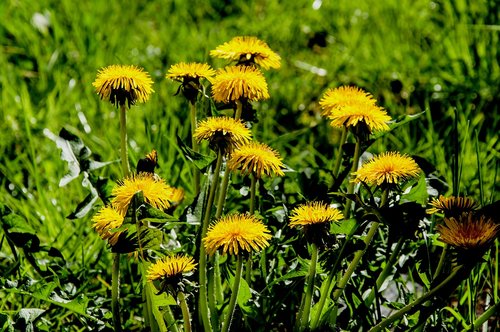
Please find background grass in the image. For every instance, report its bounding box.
[1,0,498,330]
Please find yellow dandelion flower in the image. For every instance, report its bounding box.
[210,36,281,70]
[167,186,185,207]
[92,64,154,108]
[427,195,479,217]
[327,103,391,133]
[204,214,272,256]
[211,66,269,103]
[319,86,377,117]
[289,201,344,227]
[436,213,500,250]
[353,152,420,186]
[227,141,285,178]
[111,173,172,215]
[166,62,215,82]
[147,255,197,282]
[193,116,252,154]
[92,206,124,246]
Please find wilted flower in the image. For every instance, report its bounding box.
[436,212,500,251]
[427,195,479,218]
[93,64,154,108]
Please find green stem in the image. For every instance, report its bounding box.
[432,244,448,281]
[190,102,201,195]
[332,189,389,303]
[163,306,180,332]
[222,255,244,332]
[369,265,466,332]
[310,225,359,329]
[111,253,122,332]
[343,137,362,218]
[198,150,223,332]
[365,237,405,308]
[119,104,130,177]
[178,292,192,332]
[473,300,500,329]
[296,243,319,331]
[234,101,243,120]
[245,175,258,284]
[332,127,348,179]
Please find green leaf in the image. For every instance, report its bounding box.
[370,112,425,141]
[330,218,356,235]
[401,173,428,205]
[415,261,431,289]
[176,135,216,171]
[15,308,45,332]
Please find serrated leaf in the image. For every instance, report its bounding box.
[330,218,356,235]
[370,112,425,141]
[415,261,430,289]
[176,135,216,171]
[401,173,428,205]
[228,274,252,314]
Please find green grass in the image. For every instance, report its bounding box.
[1,0,498,330]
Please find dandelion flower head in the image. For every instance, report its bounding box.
[437,213,500,251]
[92,206,124,246]
[211,66,269,103]
[228,141,285,178]
[111,173,172,215]
[427,195,479,218]
[289,201,344,228]
[147,255,197,282]
[93,64,154,108]
[204,213,272,256]
[353,152,420,186]
[166,62,215,82]
[210,36,281,70]
[193,116,252,154]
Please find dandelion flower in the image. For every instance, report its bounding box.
[93,64,154,108]
[211,66,269,103]
[227,142,285,178]
[166,62,215,82]
[204,214,272,256]
[319,86,377,116]
[437,213,500,251]
[328,103,391,133]
[147,255,197,282]
[167,186,185,207]
[210,36,281,70]
[289,202,344,227]
[427,195,479,218]
[111,173,172,215]
[194,116,252,154]
[353,152,420,186]
[92,206,124,246]
[167,62,215,104]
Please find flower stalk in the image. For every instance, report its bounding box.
[190,102,201,195]
[119,104,130,177]
[222,254,244,332]
[198,149,224,331]
[111,253,122,332]
[296,243,319,331]
[178,292,192,332]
